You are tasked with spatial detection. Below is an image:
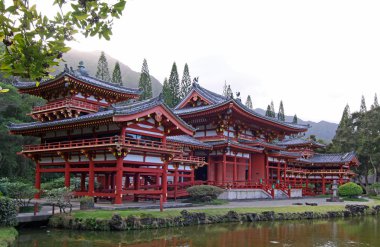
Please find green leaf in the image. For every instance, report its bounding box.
[113,1,126,12]
[73,12,88,21]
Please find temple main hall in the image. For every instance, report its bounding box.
[9,63,359,204]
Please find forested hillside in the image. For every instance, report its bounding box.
[0,83,44,181]
[57,49,163,96]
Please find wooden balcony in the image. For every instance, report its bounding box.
[172,156,208,166]
[21,136,183,155]
[32,98,99,114]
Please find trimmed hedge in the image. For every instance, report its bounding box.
[0,197,17,227]
[338,182,363,198]
[186,185,224,202]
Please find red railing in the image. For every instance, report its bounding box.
[32,98,99,113]
[22,136,182,153]
[172,156,206,164]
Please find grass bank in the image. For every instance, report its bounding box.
[0,227,18,247]
[72,204,350,219]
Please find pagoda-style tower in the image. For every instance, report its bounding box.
[9,63,208,204]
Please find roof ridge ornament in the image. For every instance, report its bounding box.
[77,61,89,76]
[192,77,199,87]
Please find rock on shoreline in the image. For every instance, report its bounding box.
[48,204,380,231]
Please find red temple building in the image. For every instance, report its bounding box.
[9,62,359,203]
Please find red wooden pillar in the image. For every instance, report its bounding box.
[190,166,195,185]
[265,153,269,185]
[34,160,41,199]
[322,175,326,194]
[284,161,287,184]
[174,165,179,200]
[207,157,212,184]
[105,173,109,189]
[162,162,168,202]
[248,154,252,184]
[133,173,140,202]
[233,153,237,185]
[277,162,281,183]
[114,156,124,204]
[64,157,70,188]
[80,173,86,191]
[222,152,226,185]
[88,158,95,196]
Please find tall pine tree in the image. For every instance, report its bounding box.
[180,63,192,100]
[111,62,122,85]
[371,93,379,110]
[167,62,180,107]
[162,77,172,106]
[95,51,111,82]
[278,100,285,121]
[245,95,253,109]
[292,114,298,124]
[138,59,153,100]
[265,105,272,117]
[270,101,275,118]
[222,81,228,97]
[360,95,367,113]
[330,104,353,153]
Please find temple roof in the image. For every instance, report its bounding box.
[175,82,228,109]
[206,139,264,153]
[167,135,212,150]
[276,138,325,148]
[297,151,358,165]
[174,98,308,132]
[13,63,142,96]
[269,150,302,159]
[238,138,285,150]
[8,96,195,134]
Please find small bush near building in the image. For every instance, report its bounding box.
[186,185,224,202]
[80,196,95,210]
[0,197,17,227]
[338,182,363,198]
[46,187,73,213]
[2,182,37,207]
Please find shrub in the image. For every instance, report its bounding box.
[186,185,224,202]
[79,196,95,210]
[0,197,17,227]
[46,187,73,213]
[3,182,37,207]
[0,178,10,197]
[370,183,380,196]
[338,182,363,198]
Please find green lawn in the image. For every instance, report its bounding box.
[73,204,352,219]
[0,227,18,247]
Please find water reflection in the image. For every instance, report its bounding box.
[16,216,379,247]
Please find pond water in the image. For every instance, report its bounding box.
[16,216,379,247]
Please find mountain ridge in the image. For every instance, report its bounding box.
[58,49,163,96]
[254,108,338,142]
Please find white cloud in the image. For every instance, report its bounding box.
[61,0,380,123]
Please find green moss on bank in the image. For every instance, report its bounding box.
[0,227,18,247]
[72,205,349,219]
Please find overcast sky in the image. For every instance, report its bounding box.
[65,0,380,123]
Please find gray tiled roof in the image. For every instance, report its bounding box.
[167,135,212,149]
[174,82,227,109]
[276,138,325,148]
[174,98,308,131]
[303,152,357,164]
[8,96,195,132]
[13,70,142,95]
[239,138,284,150]
[270,150,302,158]
[206,139,264,153]
[8,109,114,131]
